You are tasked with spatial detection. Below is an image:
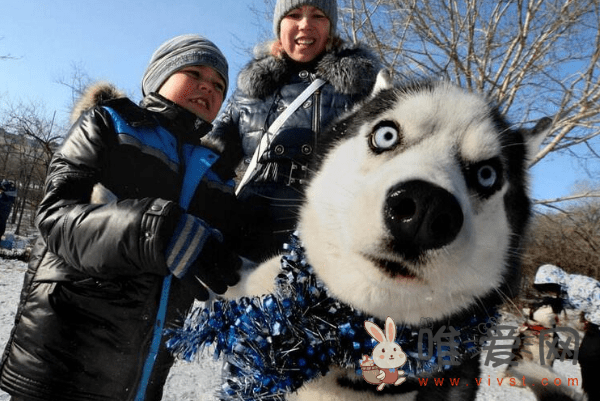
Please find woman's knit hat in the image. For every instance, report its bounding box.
[273,0,338,37]
[142,34,229,96]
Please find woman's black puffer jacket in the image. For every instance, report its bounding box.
[0,86,238,401]
[210,41,380,261]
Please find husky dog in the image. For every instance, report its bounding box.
[224,71,550,400]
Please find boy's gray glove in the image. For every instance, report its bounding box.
[165,213,242,300]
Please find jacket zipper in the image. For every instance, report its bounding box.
[312,84,321,151]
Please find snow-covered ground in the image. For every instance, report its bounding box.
[0,230,586,400]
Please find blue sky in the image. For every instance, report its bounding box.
[1,1,264,112]
[0,0,587,203]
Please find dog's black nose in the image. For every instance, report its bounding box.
[384,180,464,259]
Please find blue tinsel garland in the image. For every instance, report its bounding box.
[166,235,498,400]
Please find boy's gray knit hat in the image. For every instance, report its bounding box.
[142,34,228,96]
[273,0,338,37]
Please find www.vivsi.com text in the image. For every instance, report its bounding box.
[417,376,579,388]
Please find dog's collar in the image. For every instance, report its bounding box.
[167,234,498,401]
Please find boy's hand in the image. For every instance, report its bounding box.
[165,214,242,300]
[185,233,242,299]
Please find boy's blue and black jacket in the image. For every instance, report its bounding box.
[0,87,239,401]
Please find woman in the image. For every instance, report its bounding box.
[210,0,381,261]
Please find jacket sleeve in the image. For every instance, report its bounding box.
[35,106,178,279]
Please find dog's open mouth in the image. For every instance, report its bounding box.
[364,254,418,280]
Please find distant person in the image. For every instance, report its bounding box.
[0,34,243,401]
[534,264,600,401]
[209,0,380,261]
[0,180,17,239]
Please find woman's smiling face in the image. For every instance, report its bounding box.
[279,6,331,63]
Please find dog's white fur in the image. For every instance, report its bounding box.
[227,71,549,400]
[301,85,509,325]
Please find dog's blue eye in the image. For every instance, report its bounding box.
[371,123,400,151]
[477,165,497,188]
[464,158,504,198]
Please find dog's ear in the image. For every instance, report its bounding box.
[364,321,386,343]
[525,117,552,166]
[371,69,394,96]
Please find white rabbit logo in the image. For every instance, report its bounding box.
[362,317,407,391]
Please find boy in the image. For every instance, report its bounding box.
[0,34,242,401]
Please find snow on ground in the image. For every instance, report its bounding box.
[0,257,26,401]
[0,230,586,400]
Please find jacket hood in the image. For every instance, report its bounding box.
[70,82,126,125]
[534,264,568,287]
[237,40,381,99]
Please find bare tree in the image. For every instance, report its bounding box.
[54,61,94,109]
[333,0,600,206]
[524,191,600,281]
[0,58,97,236]
[1,100,64,234]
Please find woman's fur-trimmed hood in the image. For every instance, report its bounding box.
[237,41,381,99]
